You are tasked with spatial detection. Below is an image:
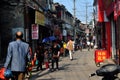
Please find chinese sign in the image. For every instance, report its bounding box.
[32,24,39,39]
[95,50,107,63]
[35,11,45,26]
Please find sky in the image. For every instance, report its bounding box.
[53,0,94,24]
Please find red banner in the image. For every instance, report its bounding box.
[98,0,104,22]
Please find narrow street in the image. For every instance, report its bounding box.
[0,0,120,80]
[29,49,103,80]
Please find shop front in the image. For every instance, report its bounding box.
[96,0,112,60]
[114,0,120,65]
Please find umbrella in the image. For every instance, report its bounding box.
[42,36,56,43]
[42,37,50,43]
[49,36,56,41]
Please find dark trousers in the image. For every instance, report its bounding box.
[37,61,43,70]
[52,58,59,69]
[11,71,25,80]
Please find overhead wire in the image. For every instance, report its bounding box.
[78,0,93,23]
[54,0,93,23]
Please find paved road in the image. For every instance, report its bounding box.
[28,49,104,80]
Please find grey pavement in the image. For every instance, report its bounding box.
[1,49,118,80]
[28,49,103,80]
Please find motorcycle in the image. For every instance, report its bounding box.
[89,64,120,80]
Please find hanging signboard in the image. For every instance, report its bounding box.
[32,24,39,40]
[35,11,45,26]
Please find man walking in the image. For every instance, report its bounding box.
[51,40,60,71]
[4,31,31,80]
[67,39,74,61]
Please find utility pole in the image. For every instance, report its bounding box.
[86,3,88,25]
[24,0,29,42]
[73,0,76,42]
[85,2,92,25]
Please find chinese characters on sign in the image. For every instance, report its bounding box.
[95,50,107,63]
[35,11,45,26]
[32,24,39,39]
[97,51,107,61]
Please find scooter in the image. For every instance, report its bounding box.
[89,64,120,80]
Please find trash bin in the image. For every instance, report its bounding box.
[94,49,108,67]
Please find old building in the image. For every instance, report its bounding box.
[0,0,54,60]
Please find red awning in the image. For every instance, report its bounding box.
[98,0,104,22]
[98,0,109,22]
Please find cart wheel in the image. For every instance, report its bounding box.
[96,63,100,67]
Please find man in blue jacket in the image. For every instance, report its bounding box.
[4,31,31,80]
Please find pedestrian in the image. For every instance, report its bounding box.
[87,41,90,51]
[79,40,83,51]
[48,47,52,63]
[4,31,31,80]
[67,39,74,61]
[51,40,60,71]
[35,44,44,71]
[63,42,67,56]
[44,49,50,70]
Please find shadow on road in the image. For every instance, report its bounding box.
[29,63,71,80]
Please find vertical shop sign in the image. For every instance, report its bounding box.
[32,24,39,39]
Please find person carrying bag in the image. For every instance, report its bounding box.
[3,31,31,80]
